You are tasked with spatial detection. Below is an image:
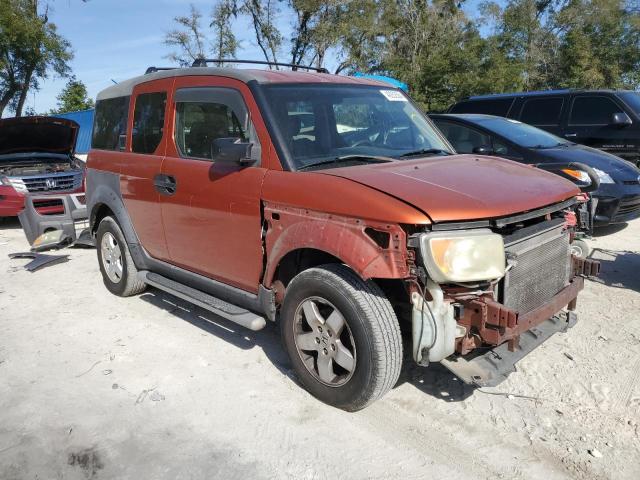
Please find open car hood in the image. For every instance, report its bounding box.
[320,154,580,222]
[0,116,79,158]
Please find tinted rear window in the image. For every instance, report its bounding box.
[92,96,129,150]
[450,98,514,116]
[132,92,167,154]
[569,96,622,125]
[520,97,564,125]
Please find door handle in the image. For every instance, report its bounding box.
[564,133,577,138]
[153,174,177,195]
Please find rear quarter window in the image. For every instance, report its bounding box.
[132,92,167,154]
[519,97,564,126]
[92,96,130,150]
[449,98,514,117]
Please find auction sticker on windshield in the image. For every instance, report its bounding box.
[380,90,407,101]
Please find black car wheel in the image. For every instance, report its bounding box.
[280,264,402,411]
[96,216,146,297]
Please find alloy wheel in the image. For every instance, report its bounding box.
[293,296,357,387]
[100,231,124,283]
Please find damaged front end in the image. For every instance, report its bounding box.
[407,200,600,387]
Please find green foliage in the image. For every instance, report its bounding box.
[364,0,640,110]
[0,0,72,116]
[211,0,240,60]
[50,75,94,114]
[165,1,240,66]
[555,0,640,89]
[164,0,639,111]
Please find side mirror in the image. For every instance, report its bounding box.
[472,145,494,155]
[211,137,254,165]
[611,112,632,127]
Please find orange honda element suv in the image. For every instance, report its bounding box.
[87,60,599,411]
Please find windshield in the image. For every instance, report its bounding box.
[262,85,453,170]
[474,117,568,148]
[620,91,640,115]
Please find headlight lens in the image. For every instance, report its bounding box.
[561,168,591,183]
[593,168,615,184]
[1,177,28,193]
[419,229,506,283]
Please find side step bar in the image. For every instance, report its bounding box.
[138,271,267,331]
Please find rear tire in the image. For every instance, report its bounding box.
[280,264,402,411]
[96,216,146,297]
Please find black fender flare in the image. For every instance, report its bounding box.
[86,168,149,270]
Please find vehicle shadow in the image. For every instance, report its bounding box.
[138,288,296,378]
[0,217,20,231]
[398,346,476,402]
[592,223,628,237]
[588,247,640,292]
[138,287,474,402]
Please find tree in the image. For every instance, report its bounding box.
[162,0,639,109]
[554,0,640,89]
[50,75,94,114]
[165,1,239,67]
[241,0,282,65]
[482,0,560,91]
[210,0,239,61]
[0,0,72,117]
[165,4,208,66]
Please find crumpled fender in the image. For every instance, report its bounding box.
[263,202,411,286]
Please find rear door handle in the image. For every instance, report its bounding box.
[564,133,577,138]
[153,174,177,195]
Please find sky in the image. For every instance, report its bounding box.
[32,0,485,114]
[32,0,280,113]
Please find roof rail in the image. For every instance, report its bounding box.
[191,58,329,74]
[467,88,575,100]
[145,66,179,75]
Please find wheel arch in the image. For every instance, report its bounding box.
[262,203,412,290]
[86,169,148,269]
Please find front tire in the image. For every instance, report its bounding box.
[96,216,146,297]
[280,264,402,411]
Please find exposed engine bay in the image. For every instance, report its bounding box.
[0,157,83,177]
[405,198,600,386]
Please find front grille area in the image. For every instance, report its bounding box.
[616,195,640,218]
[502,223,571,314]
[19,171,83,193]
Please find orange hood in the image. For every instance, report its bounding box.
[319,154,579,222]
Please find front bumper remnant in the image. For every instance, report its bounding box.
[441,311,578,387]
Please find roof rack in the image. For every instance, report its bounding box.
[467,88,575,100]
[145,66,179,75]
[191,58,329,74]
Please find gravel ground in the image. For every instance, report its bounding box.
[0,217,638,480]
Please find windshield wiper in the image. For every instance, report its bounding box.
[298,155,396,171]
[399,148,452,158]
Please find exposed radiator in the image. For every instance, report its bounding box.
[502,222,571,314]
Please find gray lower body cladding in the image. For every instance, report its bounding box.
[86,168,275,320]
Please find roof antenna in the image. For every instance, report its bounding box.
[110,79,118,85]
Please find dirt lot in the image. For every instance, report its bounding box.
[0,217,638,480]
